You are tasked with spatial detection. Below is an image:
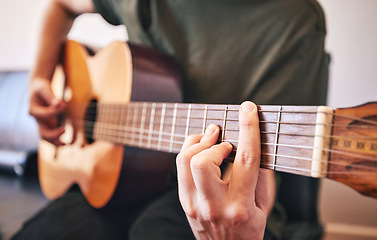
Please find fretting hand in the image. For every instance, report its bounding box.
[176,101,275,240]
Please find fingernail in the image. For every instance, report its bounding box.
[205,124,217,136]
[241,101,255,112]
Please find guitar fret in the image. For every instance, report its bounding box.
[202,104,208,134]
[273,106,283,170]
[158,103,166,151]
[105,105,111,142]
[102,104,107,141]
[110,105,115,142]
[148,103,156,149]
[170,103,178,153]
[185,104,192,137]
[222,105,228,142]
[109,105,114,142]
[116,105,122,143]
[139,103,147,147]
[125,104,131,145]
[120,104,125,144]
[132,105,139,146]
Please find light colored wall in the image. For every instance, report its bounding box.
[316,1,377,238]
[318,0,377,108]
[0,0,126,71]
[0,0,49,71]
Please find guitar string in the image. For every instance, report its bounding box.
[55,136,376,178]
[74,112,377,142]
[79,118,377,142]
[107,101,377,126]
[76,117,377,140]
[70,101,377,128]
[116,120,377,141]
[72,115,377,161]
[63,120,377,174]
[54,101,377,175]
[82,106,377,133]
[88,129,377,176]
[69,99,377,140]
[90,122,377,163]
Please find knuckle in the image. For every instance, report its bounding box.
[184,205,198,219]
[225,204,250,226]
[197,204,221,223]
[184,201,223,225]
[204,210,221,223]
[239,115,254,127]
[190,154,210,172]
[240,119,253,128]
[236,150,257,166]
[176,152,190,166]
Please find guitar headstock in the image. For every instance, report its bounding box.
[328,102,377,198]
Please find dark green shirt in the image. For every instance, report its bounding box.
[92,0,328,238]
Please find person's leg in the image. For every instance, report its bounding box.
[11,187,140,240]
[129,189,195,240]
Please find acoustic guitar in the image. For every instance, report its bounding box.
[38,40,377,209]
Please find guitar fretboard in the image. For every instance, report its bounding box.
[89,102,333,178]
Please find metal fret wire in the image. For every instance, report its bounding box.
[90,106,376,165]
[147,103,156,149]
[78,101,377,129]
[169,103,178,152]
[64,101,377,176]
[157,103,166,151]
[91,125,377,175]
[273,106,282,170]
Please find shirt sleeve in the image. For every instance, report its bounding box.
[92,0,122,25]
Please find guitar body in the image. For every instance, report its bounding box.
[38,40,182,208]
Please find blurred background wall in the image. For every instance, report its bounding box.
[316,1,377,239]
[0,0,376,239]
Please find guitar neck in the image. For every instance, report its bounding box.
[89,102,334,178]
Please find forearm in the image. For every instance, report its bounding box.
[31,1,73,80]
[31,0,95,81]
[29,0,95,145]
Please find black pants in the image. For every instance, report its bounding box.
[11,187,274,240]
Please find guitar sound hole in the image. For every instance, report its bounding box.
[84,99,97,144]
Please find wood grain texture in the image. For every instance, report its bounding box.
[328,102,377,198]
[38,40,182,208]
